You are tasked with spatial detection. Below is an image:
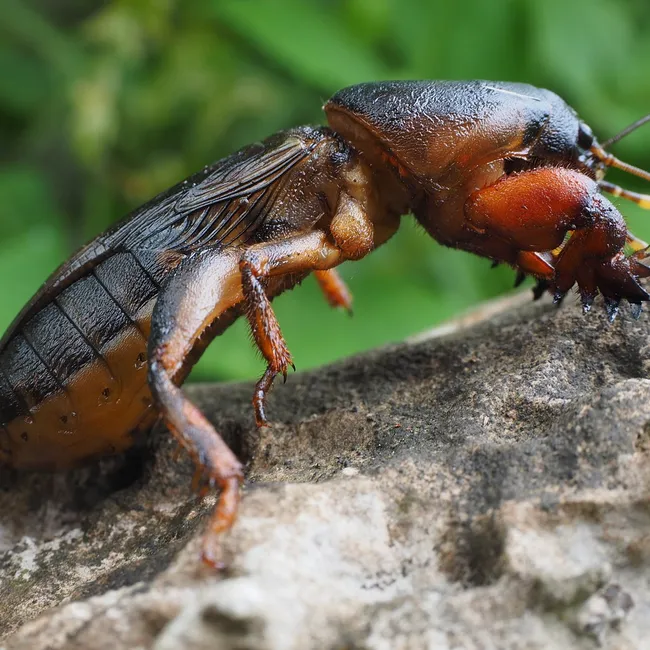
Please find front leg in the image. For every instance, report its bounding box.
[463,167,650,313]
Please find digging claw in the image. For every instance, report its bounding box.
[553,291,565,305]
[580,287,596,314]
[604,297,620,323]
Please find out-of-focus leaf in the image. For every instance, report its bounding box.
[530,0,633,101]
[211,0,396,92]
[0,226,68,336]
[70,61,121,166]
[2,0,82,78]
[0,46,50,112]
[0,168,65,239]
[343,0,392,49]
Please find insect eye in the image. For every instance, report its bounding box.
[577,123,594,150]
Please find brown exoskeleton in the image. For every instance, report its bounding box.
[1,81,649,565]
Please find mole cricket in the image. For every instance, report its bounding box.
[1,80,649,565]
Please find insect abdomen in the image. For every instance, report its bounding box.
[0,251,164,469]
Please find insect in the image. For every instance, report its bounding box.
[0,81,649,565]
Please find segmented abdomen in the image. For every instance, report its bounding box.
[0,250,167,469]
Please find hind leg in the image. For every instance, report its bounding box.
[147,248,246,567]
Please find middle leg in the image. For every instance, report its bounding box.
[239,231,344,426]
[315,269,353,313]
[240,190,389,425]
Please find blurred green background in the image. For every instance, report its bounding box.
[2,0,650,382]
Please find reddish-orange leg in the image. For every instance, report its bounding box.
[148,239,349,564]
[239,231,344,427]
[148,171,384,564]
[314,269,353,313]
[148,248,246,567]
[464,167,650,318]
[240,188,384,426]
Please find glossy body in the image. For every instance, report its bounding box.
[1,81,648,564]
[0,126,365,468]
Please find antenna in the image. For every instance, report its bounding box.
[601,114,650,149]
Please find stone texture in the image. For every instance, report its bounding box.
[1,292,649,649]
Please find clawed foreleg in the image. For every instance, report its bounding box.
[464,167,650,319]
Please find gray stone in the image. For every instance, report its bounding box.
[1,292,650,649]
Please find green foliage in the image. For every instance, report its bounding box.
[1,0,649,381]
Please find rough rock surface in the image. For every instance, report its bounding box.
[1,292,649,649]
